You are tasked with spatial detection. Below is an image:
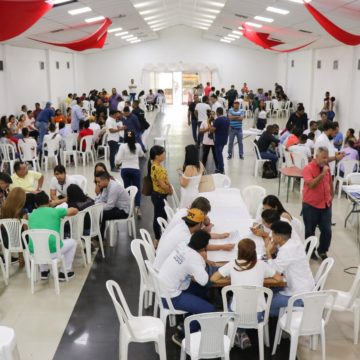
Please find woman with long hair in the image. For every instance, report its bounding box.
[179,144,204,208]
[148,145,172,242]
[211,238,282,349]
[115,131,144,217]
[93,162,115,196]
[199,109,218,169]
[262,195,292,222]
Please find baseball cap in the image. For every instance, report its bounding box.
[182,208,205,225]
[234,99,240,103]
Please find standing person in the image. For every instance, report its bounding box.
[212,107,230,174]
[106,110,126,172]
[286,103,308,132]
[71,98,85,133]
[195,96,211,146]
[332,122,343,151]
[33,102,42,121]
[241,82,249,94]
[227,99,245,160]
[257,125,279,168]
[226,85,238,110]
[122,106,146,153]
[109,88,121,112]
[36,101,54,152]
[199,110,217,170]
[148,145,173,242]
[204,82,211,97]
[0,172,12,209]
[209,94,223,112]
[115,131,144,218]
[132,100,149,137]
[302,147,335,260]
[188,93,200,144]
[128,79,137,102]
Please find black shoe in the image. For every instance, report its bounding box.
[240,155,244,160]
[318,252,328,260]
[171,332,184,347]
[40,270,50,280]
[59,271,75,281]
[227,154,232,160]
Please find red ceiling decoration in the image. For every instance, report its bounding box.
[0,0,53,41]
[31,17,112,51]
[304,2,360,46]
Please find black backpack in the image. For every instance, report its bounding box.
[262,161,277,179]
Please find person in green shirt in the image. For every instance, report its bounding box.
[28,191,78,281]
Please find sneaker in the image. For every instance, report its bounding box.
[240,155,244,160]
[234,332,252,350]
[227,154,232,160]
[318,252,328,260]
[40,270,50,280]
[59,271,75,282]
[135,207,142,219]
[171,332,184,347]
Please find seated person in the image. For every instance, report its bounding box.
[285,127,302,150]
[303,120,321,139]
[78,120,94,151]
[0,172,12,207]
[94,171,130,237]
[19,128,37,160]
[256,125,279,166]
[59,121,72,139]
[158,230,215,346]
[305,132,315,153]
[211,238,282,349]
[11,161,44,212]
[266,221,314,317]
[261,195,292,222]
[49,165,79,206]
[28,191,78,280]
[154,208,231,270]
[43,122,61,152]
[340,139,359,175]
[288,134,312,160]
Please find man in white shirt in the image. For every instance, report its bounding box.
[128,79,137,102]
[195,96,211,145]
[158,230,215,344]
[49,165,79,206]
[209,94,223,112]
[288,134,312,160]
[304,121,321,139]
[266,221,314,317]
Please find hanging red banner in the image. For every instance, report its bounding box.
[304,2,360,46]
[0,0,53,41]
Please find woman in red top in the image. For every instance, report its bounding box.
[78,120,93,151]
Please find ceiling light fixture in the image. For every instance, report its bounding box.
[198,14,216,19]
[152,26,166,31]
[288,0,312,3]
[199,8,220,14]
[85,16,105,23]
[266,6,290,15]
[228,34,240,39]
[126,37,138,42]
[144,13,167,21]
[121,34,134,39]
[115,31,128,36]
[147,19,166,25]
[254,16,274,23]
[139,8,162,15]
[245,21,262,28]
[203,1,225,7]
[108,27,123,33]
[49,0,77,6]
[130,39,141,43]
[232,30,243,35]
[220,39,231,43]
[134,1,160,8]
[68,7,91,15]
[224,37,234,41]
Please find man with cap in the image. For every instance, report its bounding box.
[153,208,232,270]
[227,99,245,160]
[36,101,55,152]
[158,230,215,346]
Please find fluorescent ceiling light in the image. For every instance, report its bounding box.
[288,0,312,3]
[224,37,234,41]
[130,39,141,44]
[228,34,240,39]
[49,0,76,5]
[139,8,162,15]
[147,19,166,25]
[108,27,123,33]
[198,14,216,19]
[195,26,209,30]
[238,26,243,30]
[68,7,91,15]
[150,23,167,29]
[245,22,262,28]
[232,30,243,35]
[144,13,167,20]
[220,39,230,43]
[203,1,225,7]
[254,16,274,23]
[198,8,220,14]
[126,37,138,42]
[266,6,290,15]
[85,16,105,23]
[115,31,128,36]
[121,34,134,39]
[134,1,160,8]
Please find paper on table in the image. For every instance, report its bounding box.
[207,230,240,262]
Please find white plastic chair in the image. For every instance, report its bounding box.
[265,100,272,114]
[272,291,336,360]
[180,312,237,360]
[346,172,360,185]
[18,140,39,171]
[145,261,187,328]
[42,139,60,172]
[157,217,168,235]
[291,216,304,239]
[154,124,170,149]
[164,205,174,221]
[107,186,137,247]
[78,135,95,166]
[334,160,359,199]
[0,219,30,281]
[291,152,308,170]
[304,236,318,262]
[313,257,335,291]
[282,100,291,118]
[131,239,157,316]
[0,326,20,360]
[325,265,360,344]
[0,257,7,286]
[253,141,267,177]
[81,204,105,264]
[242,185,266,218]
[170,185,180,210]
[106,280,166,360]
[0,144,16,174]
[21,229,69,295]
[271,99,281,118]
[61,133,78,167]
[284,150,294,167]
[97,132,109,160]
[71,174,88,194]
[139,228,156,257]
[212,173,231,188]
[222,285,273,360]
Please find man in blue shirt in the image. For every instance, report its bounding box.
[123,106,146,152]
[36,101,54,152]
[212,108,230,174]
[227,99,245,160]
[71,98,85,133]
[332,121,343,150]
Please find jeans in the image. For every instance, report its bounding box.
[191,118,198,143]
[228,127,243,157]
[101,208,128,238]
[121,168,141,207]
[130,93,136,102]
[214,143,225,173]
[270,288,303,317]
[256,118,267,130]
[108,140,119,170]
[302,203,332,254]
[197,122,203,146]
[202,144,218,168]
[36,121,49,152]
[260,150,278,167]
[151,192,167,240]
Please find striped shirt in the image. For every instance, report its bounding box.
[228,108,245,129]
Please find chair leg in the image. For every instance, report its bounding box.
[4,249,10,280]
[83,236,92,265]
[0,258,8,286]
[258,325,264,360]
[52,262,60,295]
[153,297,158,317]
[311,334,318,350]
[138,286,144,316]
[30,261,35,294]
[354,306,360,344]
[272,321,281,355]
[119,333,129,360]
[320,328,326,360]
[23,251,31,278]
[132,219,136,239]
[180,346,186,360]
[264,324,270,347]
[169,314,176,327]
[289,332,299,360]
[78,240,87,267]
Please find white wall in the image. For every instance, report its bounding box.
[279,44,360,132]
[83,25,279,93]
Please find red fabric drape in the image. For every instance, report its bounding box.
[304,2,360,46]
[31,17,112,51]
[0,0,53,41]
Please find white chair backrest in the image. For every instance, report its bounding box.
[284,291,336,334]
[101,132,108,146]
[0,143,16,161]
[346,172,360,185]
[43,139,59,156]
[291,216,303,238]
[304,236,318,262]
[0,219,23,251]
[337,160,358,178]
[139,228,156,256]
[272,99,280,110]
[157,217,168,234]
[62,133,77,151]
[164,205,175,221]
[347,266,360,308]
[18,140,37,161]
[314,257,335,291]
[126,185,138,218]
[253,141,262,160]
[61,212,86,240]
[242,185,266,218]
[284,150,294,167]
[212,173,231,188]
[106,280,135,337]
[131,239,155,287]
[84,204,103,237]
[79,135,93,152]
[22,229,61,264]
[265,100,271,111]
[72,174,88,194]
[184,312,236,358]
[170,185,180,209]
[291,152,308,169]
[222,285,273,328]
[284,100,290,110]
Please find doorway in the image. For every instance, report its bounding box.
[182,73,200,104]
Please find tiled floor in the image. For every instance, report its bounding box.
[1,105,360,359]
